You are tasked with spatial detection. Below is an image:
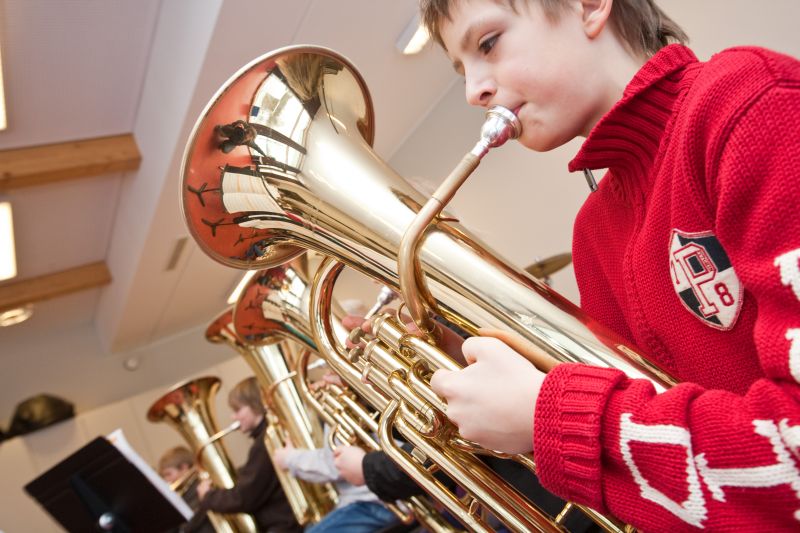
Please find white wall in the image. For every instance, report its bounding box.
[0,305,246,424]
[0,356,253,533]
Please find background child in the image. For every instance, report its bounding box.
[421,0,800,530]
[159,445,195,487]
[272,372,400,533]
[158,446,214,533]
[194,377,302,533]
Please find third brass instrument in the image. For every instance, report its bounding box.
[227,257,456,533]
[180,46,675,531]
[147,377,257,533]
[205,302,337,525]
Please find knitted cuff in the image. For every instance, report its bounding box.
[534,363,626,511]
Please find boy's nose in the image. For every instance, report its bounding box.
[466,76,496,108]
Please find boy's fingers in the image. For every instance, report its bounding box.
[362,319,373,335]
[429,368,454,398]
[342,315,366,330]
[460,336,510,365]
[478,327,560,372]
[460,336,483,365]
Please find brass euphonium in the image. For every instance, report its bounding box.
[169,464,200,495]
[180,46,675,532]
[205,300,337,526]
[147,377,258,533]
[228,257,456,533]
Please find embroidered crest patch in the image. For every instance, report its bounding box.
[669,229,743,330]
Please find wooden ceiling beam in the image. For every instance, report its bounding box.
[0,261,112,311]
[0,134,140,191]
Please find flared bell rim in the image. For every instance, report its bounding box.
[231,264,294,347]
[205,307,237,343]
[146,375,222,421]
[179,45,375,272]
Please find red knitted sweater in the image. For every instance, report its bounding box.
[533,44,800,531]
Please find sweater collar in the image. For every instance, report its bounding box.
[568,44,699,178]
[249,417,267,439]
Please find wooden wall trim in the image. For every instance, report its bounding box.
[0,262,112,311]
[0,134,141,191]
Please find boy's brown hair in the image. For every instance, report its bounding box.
[228,376,266,415]
[158,445,194,472]
[420,0,688,58]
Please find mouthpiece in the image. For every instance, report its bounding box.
[228,420,242,431]
[471,105,522,158]
[400,104,523,335]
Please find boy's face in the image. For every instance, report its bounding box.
[160,463,190,483]
[440,0,611,151]
[231,404,262,433]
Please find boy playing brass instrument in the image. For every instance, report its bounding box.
[420,1,800,530]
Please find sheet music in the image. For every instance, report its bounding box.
[105,429,193,520]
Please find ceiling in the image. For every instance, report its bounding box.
[0,0,457,421]
[1,0,799,423]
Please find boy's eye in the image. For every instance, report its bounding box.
[478,34,498,55]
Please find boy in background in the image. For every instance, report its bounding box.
[158,446,213,533]
[195,377,302,533]
[273,372,400,533]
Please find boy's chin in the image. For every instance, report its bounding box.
[519,127,574,152]
[519,135,561,153]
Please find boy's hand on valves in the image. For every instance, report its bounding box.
[272,443,295,470]
[197,478,213,500]
[333,445,367,486]
[343,315,368,349]
[430,337,546,455]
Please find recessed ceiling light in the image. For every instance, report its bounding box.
[396,13,430,55]
[0,202,17,281]
[0,305,34,327]
[123,356,141,371]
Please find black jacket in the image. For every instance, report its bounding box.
[362,444,440,502]
[361,316,598,532]
[174,477,214,533]
[362,446,598,532]
[194,419,301,533]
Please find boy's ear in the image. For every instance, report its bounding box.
[577,0,613,39]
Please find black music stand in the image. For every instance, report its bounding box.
[25,436,190,533]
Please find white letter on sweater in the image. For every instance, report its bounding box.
[775,249,800,302]
[620,413,707,527]
[696,420,800,521]
[622,414,800,525]
[788,329,800,385]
